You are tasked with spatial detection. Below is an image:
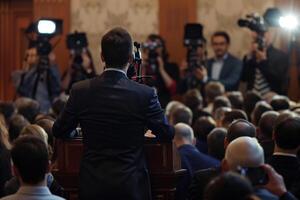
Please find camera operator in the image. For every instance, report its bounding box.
[240,29,289,97]
[17,42,61,113]
[61,48,96,94]
[142,34,179,108]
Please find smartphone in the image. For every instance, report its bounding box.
[238,166,269,186]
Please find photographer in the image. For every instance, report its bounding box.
[17,43,61,113]
[142,34,179,108]
[240,30,289,97]
[61,48,96,94]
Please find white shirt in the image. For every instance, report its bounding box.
[104,67,127,76]
[211,54,228,80]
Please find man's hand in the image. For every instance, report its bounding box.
[252,43,267,63]
[194,66,207,81]
[261,164,287,197]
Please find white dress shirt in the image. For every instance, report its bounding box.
[211,54,228,80]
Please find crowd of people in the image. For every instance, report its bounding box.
[0,25,299,200]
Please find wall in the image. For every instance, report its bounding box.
[197,0,276,59]
[71,0,159,73]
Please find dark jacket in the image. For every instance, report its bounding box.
[268,154,300,198]
[52,70,174,200]
[0,146,11,198]
[206,53,243,91]
[176,145,219,200]
[241,45,289,95]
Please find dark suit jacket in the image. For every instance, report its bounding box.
[268,155,300,198]
[52,70,174,200]
[241,45,289,95]
[176,145,219,200]
[206,53,243,91]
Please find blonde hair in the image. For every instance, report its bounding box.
[0,119,11,150]
[20,124,48,146]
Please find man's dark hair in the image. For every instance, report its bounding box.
[204,172,254,200]
[183,89,203,112]
[213,96,231,113]
[244,91,262,120]
[101,27,133,68]
[205,82,225,103]
[270,95,290,111]
[211,31,231,44]
[274,116,300,150]
[207,128,227,160]
[227,119,256,143]
[171,106,193,125]
[258,111,279,139]
[193,116,216,140]
[11,135,49,184]
[8,114,29,142]
[17,99,40,123]
[227,91,244,109]
[251,101,273,126]
[0,101,16,123]
[222,109,248,128]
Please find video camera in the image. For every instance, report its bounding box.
[142,41,162,66]
[184,23,206,71]
[238,13,268,50]
[66,32,88,70]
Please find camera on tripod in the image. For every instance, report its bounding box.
[142,41,161,66]
[184,23,206,71]
[238,13,268,50]
[66,32,88,70]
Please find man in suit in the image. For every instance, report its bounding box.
[202,31,243,91]
[268,116,300,198]
[173,123,219,200]
[0,136,64,200]
[52,27,174,200]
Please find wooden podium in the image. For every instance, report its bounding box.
[53,138,186,200]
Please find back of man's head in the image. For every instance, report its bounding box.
[165,101,185,121]
[270,95,290,111]
[174,123,194,146]
[213,96,231,113]
[11,135,49,185]
[274,116,300,151]
[227,91,244,110]
[222,109,248,129]
[170,106,193,125]
[183,89,203,111]
[193,116,216,140]
[226,119,256,144]
[16,98,40,123]
[224,137,264,170]
[8,114,29,143]
[101,27,133,68]
[207,128,227,160]
[205,82,225,103]
[0,101,16,123]
[251,101,273,126]
[244,91,262,119]
[258,111,279,140]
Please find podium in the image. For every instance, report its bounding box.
[53,138,186,200]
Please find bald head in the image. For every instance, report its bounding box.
[227,119,256,143]
[174,123,194,145]
[225,137,264,170]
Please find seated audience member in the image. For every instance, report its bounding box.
[0,121,11,198]
[0,136,65,200]
[270,95,290,111]
[207,128,227,160]
[0,102,16,126]
[212,96,231,114]
[193,116,216,153]
[203,82,225,113]
[251,101,273,126]
[169,106,193,126]
[8,114,29,143]
[213,107,231,127]
[221,109,248,129]
[174,123,219,200]
[35,118,55,148]
[49,98,66,119]
[226,91,244,109]
[15,97,40,123]
[165,101,185,122]
[257,111,279,160]
[204,172,257,200]
[4,125,63,197]
[268,116,300,198]
[189,137,278,200]
[244,91,262,120]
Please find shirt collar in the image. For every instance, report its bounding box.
[17,186,51,196]
[104,67,127,76]
[273,152,297,158]
[214,53,228,61]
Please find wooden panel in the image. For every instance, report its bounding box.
[159,0,197,64]
[33,0,70,74]
[0,0,33,100]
